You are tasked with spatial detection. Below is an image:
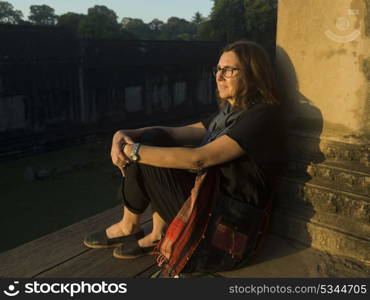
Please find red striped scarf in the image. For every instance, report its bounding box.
[154,168,220,277]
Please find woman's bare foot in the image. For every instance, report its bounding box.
[105,221,141,239]
[138,232,162,248]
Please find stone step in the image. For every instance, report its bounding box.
[270,209,370,268]
[308,161,370,195]
[286,133,369,167]
[275,177,370,224]
[273,203,370,241]
[217,233,369,277]
[320,138,369,167]
[284,160,370,195]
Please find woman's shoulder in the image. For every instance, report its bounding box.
[238,103,280,121]
[246,102,280,112]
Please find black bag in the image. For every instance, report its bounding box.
[182,192,272,273]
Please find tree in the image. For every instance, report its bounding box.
[147,18,164,40]
[209,0,247,41]
[196,0,277,43]
[58,12,86,32]
[244,0,277,41]
[121,17,152,39]
[118,28,137,40]
[160,17,196,40]
[28,4,58,25]
[148,18,164,31]
[197,20,214,40]
[191,12,208,40]
[0,1,23,24]
[78,5,120,39]
[191,12,205,25]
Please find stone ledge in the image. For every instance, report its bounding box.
[283,160,370,195]
[275,177,370,223]
[272,206,370,241]
[216,233,368,278]
[286,133,369,166]
[271,211,370,266]
[307,162,370,195]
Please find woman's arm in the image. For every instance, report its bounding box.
[122,134,245,171]
[115,121,207,146]
[155,122,207,146]
[111,121,208,174]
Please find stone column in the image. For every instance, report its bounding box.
[276,0,370,142]
[274,0,370,275]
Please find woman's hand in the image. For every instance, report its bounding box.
[111,130,135,176]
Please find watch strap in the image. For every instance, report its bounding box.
[130,143,141,162]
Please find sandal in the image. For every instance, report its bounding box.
[84,229,144,249]
[113,235,155,259]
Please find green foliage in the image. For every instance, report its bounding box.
[159,17,196,40]
[121,16,196,40]
[0,1,23,24]
[58,12,86,32]
[148,18,164,31]
[244,0,277,41]
[121,17,153,40]
[0,0,277,43]
[29,4,58,25]
[78,5,121,39]
[197,20,215,41]
[191,11,206,25]
[209,0,248,41]
[147,18,164,38]
[117,28,137,40]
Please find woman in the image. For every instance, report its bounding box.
[84,40,283,276]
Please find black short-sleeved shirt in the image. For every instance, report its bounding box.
[201,103,286,208]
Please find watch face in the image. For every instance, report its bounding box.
[130,143,140,162]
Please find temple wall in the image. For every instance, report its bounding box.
[274,0,370,273]
[276,0,370,141]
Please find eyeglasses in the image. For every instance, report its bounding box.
[212,66,240,78]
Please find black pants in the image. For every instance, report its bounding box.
[118,129,196,224]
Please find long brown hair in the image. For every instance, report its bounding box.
[217,40,280,110]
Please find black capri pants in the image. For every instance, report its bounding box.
[118,128,197,224]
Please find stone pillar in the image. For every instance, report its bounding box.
[78,65,87,123]
[274,0,370,275]
[276,0,370,142]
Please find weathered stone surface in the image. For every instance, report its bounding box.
[274,203,369,241]
[173,82,186,106]
[307,162,370,195]
[320,139,369,166]
[0,95,26,132]
[217,234,369,278]
[275,178,370,223]
[125,86,143,112]
[320,253,370,277]
[276,0,370,138]
[286,134,370,167]
[285,159,370,195]
[275,134,370,274]
[271,210,370,266]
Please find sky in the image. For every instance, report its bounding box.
[9,0,214,23]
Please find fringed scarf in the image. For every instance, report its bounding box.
[154,168,220,277]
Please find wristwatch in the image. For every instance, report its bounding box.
[130,143,141,162]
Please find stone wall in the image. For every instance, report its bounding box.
[276,0,370,141]
[274,0,369,275]
[0,26,224,157]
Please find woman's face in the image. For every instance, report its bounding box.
[215,51,242,106]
